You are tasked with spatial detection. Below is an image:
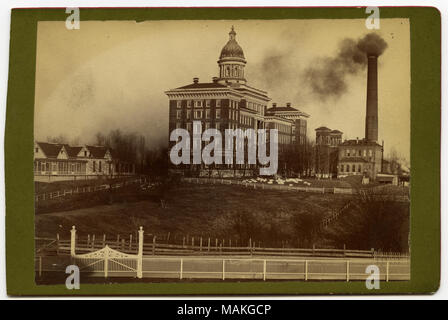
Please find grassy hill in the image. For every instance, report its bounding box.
[35,182,409,252]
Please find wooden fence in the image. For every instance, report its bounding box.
[181,177,410,202]
[35,176,148,203]
[36,234,409,261]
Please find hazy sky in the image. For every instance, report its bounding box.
[34,19,410,159]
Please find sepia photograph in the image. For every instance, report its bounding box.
[33,18,411,284]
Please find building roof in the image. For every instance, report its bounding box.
[266,105,299,113]
[85,145,108,158]
[63,145,83,158]
[331,130,343,134]
[219,26,245,60]
[36,142,64,158]
[340,139,382,147]
[315,126,332,131]
[175,82,227,90]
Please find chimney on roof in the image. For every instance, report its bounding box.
[356,137,359,144]
[193,77,199,84]
[272,103,277,108]
[286,102,291,107]
[212,77,218,83]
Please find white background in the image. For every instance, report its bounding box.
[0,0,445,300]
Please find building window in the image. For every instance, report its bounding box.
[363,149,367,157]
[187,110,191,120]
[346,165,350,172]
[206,100,211,108]
[358,150,362,156]
[352,164,356,172]
[369,149,373,156]
[341,165,344,172]
[215,122,221,130]
[93,161,96,173]
[216,109,221,119]
[176,110,182,119]
[176,100,182,108]
[346,150,350,157]
[187,122,192,132]
[216,99,221,107]
[206,110,210,119]
[187,100,192,108]
[194,100,202,108]
[195,110,203,119]
[358,165,361,172]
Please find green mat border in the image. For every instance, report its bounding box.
[5,7,440,295]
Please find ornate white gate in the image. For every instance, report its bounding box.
[70,226,144,278]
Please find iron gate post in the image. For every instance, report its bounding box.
[137,226,144,278]
[70,226,76,256]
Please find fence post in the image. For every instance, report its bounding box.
[152,236,157,255]
[70,226,76,256]
[137,226,143,278]
[263,260,267,281]
[346,261,350,282]
[104,247,109,278]
[222,259,226,280]
[386,261,390,282]
[305,260,308,281]
[180,258,183,280]
[56,233,60,255]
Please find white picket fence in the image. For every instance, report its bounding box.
[36,226,410,281]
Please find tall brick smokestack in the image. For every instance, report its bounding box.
[357,33,387,142]
[365,54,378,142]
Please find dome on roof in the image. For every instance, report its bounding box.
[219,26,245,60]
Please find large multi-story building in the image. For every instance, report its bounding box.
[165,27,309,176]
[337,139,383,179]
[315,127,343,178]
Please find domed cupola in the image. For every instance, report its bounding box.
[217,26,247,85]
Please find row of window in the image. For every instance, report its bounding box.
[34,160,86,174]
[246,102,265,115]
[344,149,374,157]
[176,99,223,109]
[34,160,133,174]
[176,109,221,120]
[340,164,372,173]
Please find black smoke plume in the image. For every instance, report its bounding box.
[303,33,388,101]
